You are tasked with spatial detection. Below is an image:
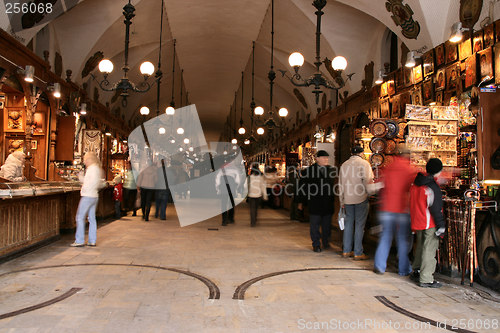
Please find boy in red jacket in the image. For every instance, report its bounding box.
[113,176,123,219]
[410,158,446,288]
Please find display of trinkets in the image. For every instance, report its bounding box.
[408,123,431,137]
[407,136,432,151]
[432,136,456,151]
[430,105,459,120]
[430,121,457,135]
[405,104,431,121]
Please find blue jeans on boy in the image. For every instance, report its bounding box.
[75,196,99,244]
[342,199,369,256]
[155,189,169,220]
[114,200,121,218]
[374,212,412,275]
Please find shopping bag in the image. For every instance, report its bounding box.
[338,207,345,230]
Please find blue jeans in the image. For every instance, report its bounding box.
[155,190,169,219]
[75,196,99,244]
[342,200,369,256]
[374,212,411,275]
[310,214,332,248]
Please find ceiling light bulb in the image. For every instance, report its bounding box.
[238,127,246,135]
[257,127,265,135]
[53,83,61,98]
[165,106,175,115]
[159,127,166,134]
[405,51,416,68]
[177,127,184,135]
[80,103,87,115]
[140,106,150,115]
[179,147,183,152]
[140,61,155,76]
[105,132,111,136]
[244,139,250,145]
[231,138,237,144]
[332,56,347,71]
[254,106,264,116]
[24,65,34,82]
[189,147,194,152]
[184,138,190,144]
[375,70,384,85]
[98,59,114,74]
[288,52,304,67]
[278,107,288,117]
[223,151,227,155]
[449,22,463,43]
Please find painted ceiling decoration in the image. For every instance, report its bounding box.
[385,0,420,40]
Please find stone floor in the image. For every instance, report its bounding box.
[0,203,499,333]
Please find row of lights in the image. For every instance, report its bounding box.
[139,105,184,135]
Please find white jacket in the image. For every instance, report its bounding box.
[247,174,268,199]
[339,155,377,205]
[0,151,26,182]
[80,164,104,198]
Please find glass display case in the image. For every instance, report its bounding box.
[0,181,80,198]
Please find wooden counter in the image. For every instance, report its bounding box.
[0,184,115,260]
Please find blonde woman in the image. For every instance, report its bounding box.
[71,152,104,247]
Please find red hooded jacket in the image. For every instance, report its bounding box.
[379,156,417,214]
[410,172,445,231]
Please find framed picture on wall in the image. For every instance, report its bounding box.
[6,138,24,155]
[411,85,423,106]
[484,24,495,48]
[422,79,434,105]
[380,81,388,97]
[473,31,483,53]
[33,112,45,135]
[403,66,413,87]
[459,38,472,60]
[494,43,500,85]
[445,63,460,91]
[478,47,493,82]
[465,54,477,89]
[395,68,405,90]
[412,64,423,84]
[4,108,24,132]
[399,91,411,116]
[445,40,458,63]
[422,50,434,77]
[435,43,445,67]
[435,91,444,105]
[435,68,446,91]
[391,94,401,118]
[380,98,390,118]
[31,140,37,150]
[387,76,396,96]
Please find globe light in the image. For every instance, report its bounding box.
[257,127,265,135]
[177,127,184,135]
[223,151,228,155]
[254,106,264,116]
[231,138,237,144]
[98,59,114,74]
[288,52,304,67]
[140,61,155,76]
[169,138,176,144]
[332,56,347,71]
[244,139,250,145]
[158,127,166,134]
[238,127,246,135]
[165,106,175,115]
[179,147,183,152]
[189,147,194,152]
[140,106,150,115]
[184,138,190,144]
[278,107,288,117]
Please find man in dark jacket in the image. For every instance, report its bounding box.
[297,150,335,252]
[410,158,446,288]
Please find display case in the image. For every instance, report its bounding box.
[0,181,80,198]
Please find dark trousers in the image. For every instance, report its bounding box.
[310,214,333,248]
[248,197,261,226]
[114,200,121,218]
[140,188,154,221]
[123,188,137,215]
[155,189,169,220]
[220,193,234,224]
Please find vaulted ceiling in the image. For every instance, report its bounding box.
[0,0,489,142]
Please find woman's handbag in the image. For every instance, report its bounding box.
[338,207,345,230]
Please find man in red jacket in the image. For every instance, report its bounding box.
[410,158,446,288]
[374,148,416,275]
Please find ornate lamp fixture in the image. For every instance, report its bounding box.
[256,0,287,130]
[95,0,155,107]
[279,0,351,105]
[237,74,246,135]
[165,40,177,115]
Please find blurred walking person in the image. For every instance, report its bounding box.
[247,163,268,227]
